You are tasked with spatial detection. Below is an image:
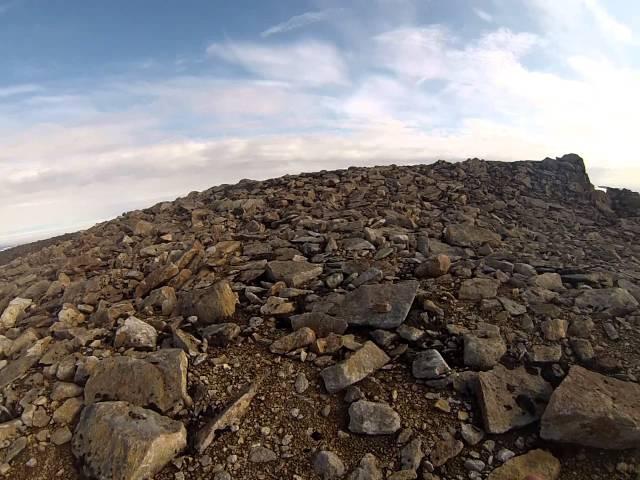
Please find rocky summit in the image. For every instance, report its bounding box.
[0,153,639,480]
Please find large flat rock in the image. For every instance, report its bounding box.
[321,341,389,393]
[266,260,323,287]
[487,449,560,480]
[84,349,190,414]
[476,365,552,434]
[541,366,640,449]
[331,281,418,329]
[72,401,186,480]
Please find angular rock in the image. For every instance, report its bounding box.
[444,224,501,248]
[321,341,389,393]
[248,445,277,463]
[0,298,31,331]
[270,327,316,354]
[348,400,401,435]
[415,254,451,278]
[463,331,506,370]
[313,451,346,480]
[332,281,418,329]
[72,401,187,480]
[142,286,177,316]
[530,273,564,291]
[540,366,640,449]
[114,317,157,349]
[476,365,553,434]
[181,280,237,324]
[135,262,179,298]
[459,278,500,301]
[430,432,463,467]
[487,449,560,480]
[412,350,451,379]
[260,296,295,316]
[574,288,639,315]
[201,323,240,346]
[84,349,190,414]
[195,381,259,453]
[266,260,323,287]
[290,312,348,337]
[347,453,383,480]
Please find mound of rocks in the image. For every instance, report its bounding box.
[0,154,639,479]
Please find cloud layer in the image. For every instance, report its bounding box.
[1,0,639,244]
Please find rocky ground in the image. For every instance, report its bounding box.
[0,153,639,480]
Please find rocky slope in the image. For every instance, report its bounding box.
[0,153,639,480]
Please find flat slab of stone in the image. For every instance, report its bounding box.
[540,365,640,449]
[266,261,323,287]
[84,349,190,414]
[574,288,639,315]
[476,365,552,434]
[348,400,400,435]
[321,341,389,393]
[290,312,348,337]
[444,224,501,248]
[487,449,560,480]
[135,263,179,298]
[72,401,186,480]
[331,281,418,329]
[459,278,500,301]
[195,381,259,453]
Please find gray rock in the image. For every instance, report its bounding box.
[348,400,401,435]
[331,281,418,329]
[313,451,346,479]
[430,432,463,467]
[530,273,564,291]
[460,424,485,445]
[294,373,309,394]
[248,445,277,463]
[180,280,237,324]
[575,288,639,315]
[347,453,383,480]
[270,327,316,354]
[541,366,640,449]
[0,298,32,332]
[84,349,190,414]
[201,323,240,346]
[531,345,562,363]
[412,350,451,379]
[321,341,389,393]
[114,316,157,349]
[476,365,553,434]
[72,401,187,480]
[415,255,451,278]
[463,331,506,370]
[459,278,500,301]
[266,260,323,287]
[541,318,568,341]
[290,312,348,337]
[444,224,501,248]
[400,438,424,471]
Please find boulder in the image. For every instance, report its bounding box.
[463,329,506,370]
[84,349,190,414]
[313,451,346,480]
[0,298,32,331]
[412,350,451,379]
[321,341,389,393]
[135,263,179,298]
[347,453,383,480]
[444,224,501,248]
[476,365,553,434]
[540,366,640,449]
[459,278,499,301]
[72,401,186,480]
[574,288,639,315]
[348,400,400,435]
[114,317,157,349]
[181,280,237,324]
[331,281,418,329]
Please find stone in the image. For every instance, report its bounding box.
[574,288,639,315]
[0,298,31,332]
[181,281,237,324]
[412,350,451,379]
[540,366,640,449]
[313,451,346,480]
[444,224,501,248]
[487,450,560,480]
[400,438,424,471]
[294,373,309,393]
[530,273,564,291]
[348,400,401,435]
[415,255,451,278]
[541,318,568,341]
[200,323,240,346]
[476,365,553,434]
[266,260,323,287]
[347,453,383,480]
[463,331,506,370]
[430,432,463,467]
[84,349,190,414]
[195,381,259,453]
[0,337,50,388]
[270,327,316,354]
[135,263,179,298]
[331,281,418,329]
[459,278,500,301]
[321,341,389,393]
[498,297,527,316]
[531,345,562,363]
[570,338,594,363]
[461,424,485,445]
[53,397,84,425]
[51,426,73,445]
[114,317,157,349]
[142,286,177,316]
[260,296,295,316]
[72,401,187,480]
[248,445,277,463]
[290,312,348,337]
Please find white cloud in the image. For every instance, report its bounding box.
[207,40,349,86]
[261,9,343,37]
[0,84,42,98]
[583,0,633,44]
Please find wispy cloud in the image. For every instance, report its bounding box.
[207,40,349,86]
[473,8,493,23]
[582,0,633,44]
[0,84,42,98]
[261,9,343,37]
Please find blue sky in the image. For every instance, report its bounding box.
[1,0,639,244]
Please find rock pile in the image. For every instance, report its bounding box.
[0,153,639,479]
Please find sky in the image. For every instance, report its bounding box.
[1,0,640,245]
